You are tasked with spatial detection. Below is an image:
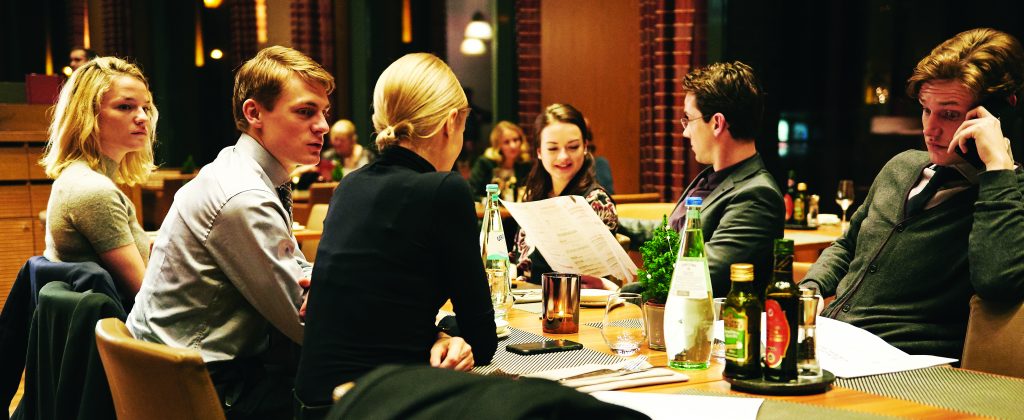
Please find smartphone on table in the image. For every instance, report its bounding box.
[506,339,583,355]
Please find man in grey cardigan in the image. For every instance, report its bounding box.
[801,28,1024,360]
[666,61,785,297]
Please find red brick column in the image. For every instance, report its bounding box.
[515,0,541,139]
[639,0,705,201]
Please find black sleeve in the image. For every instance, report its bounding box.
[432,174,497,365]
[466,158,492,199]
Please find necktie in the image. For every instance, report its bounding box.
[276,182,293,218]
[905,166,959,216]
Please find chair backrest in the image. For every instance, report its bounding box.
[962,295,1024,378]
[611,192,662,204]
[94,318,225,420]
[309,182,339,206]
[301,203,330,261]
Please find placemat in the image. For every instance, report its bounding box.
[678,390,896,420]
[835,366,1024,419]
[584,320,644,329]
[472,327,624,376]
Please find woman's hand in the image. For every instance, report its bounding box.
[581,275,619,290]
[430,333,475,371]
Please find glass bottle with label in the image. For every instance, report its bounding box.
[792,183,808,226]
[479,183,500,250]
[664,197,715,370]
[723,263,762,379]
[764,239,799,382]
[481,188,512,322]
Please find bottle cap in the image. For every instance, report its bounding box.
[797,182,808,191]
[486,184,499,193]
[774,238,794,254]
[730,263,754,282]
[685,196,703,206]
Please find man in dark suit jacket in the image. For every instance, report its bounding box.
[667,61,785,296]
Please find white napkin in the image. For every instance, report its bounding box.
[523,360,687,392]
[512,290,542,303]
[572,369,688,393]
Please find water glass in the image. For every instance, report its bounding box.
[712,297,726,361]
[487,268,512,322]
[602,293,647,356]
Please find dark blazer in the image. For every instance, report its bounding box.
[671,154,785,296]
[0,257,125,416]
[15,281,125,420]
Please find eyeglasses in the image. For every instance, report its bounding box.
[679,114,710,130]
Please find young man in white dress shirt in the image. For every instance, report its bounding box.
[127,46,333,419]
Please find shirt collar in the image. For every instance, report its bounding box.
[705,153,758,186]
[947,161,981,184]
[235,133,291,187]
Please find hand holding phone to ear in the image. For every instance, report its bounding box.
[948,105,1015,171]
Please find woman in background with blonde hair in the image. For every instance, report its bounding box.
[40,56,157,298]
[467,121,532,199]
[295,53,497,415]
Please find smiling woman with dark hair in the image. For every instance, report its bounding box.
[513,103,619,289]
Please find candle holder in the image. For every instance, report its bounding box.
[542,273,581,334]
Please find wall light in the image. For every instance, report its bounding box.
[460,38,486,56]
[204,0,223,8]
[210,49,224,60]
[464,11,492,40]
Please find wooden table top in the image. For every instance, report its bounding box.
[502,303,972,419]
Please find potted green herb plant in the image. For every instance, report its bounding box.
[636,215,680,350]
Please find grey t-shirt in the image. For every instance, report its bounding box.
[44,157,150,265]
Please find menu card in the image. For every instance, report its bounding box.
[502,196,637,282]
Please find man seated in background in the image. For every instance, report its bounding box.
[127,46,334,419]
[626,62,784,297]
[68,47,96,72]
[800,28,1024,360]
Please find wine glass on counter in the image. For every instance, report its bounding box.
[836,180,855,232]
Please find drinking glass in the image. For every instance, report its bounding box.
[602,293,647,356]
[487,268,512,322]
[836,180,855,232]
[712,297,726,361]
[542,273,581,334]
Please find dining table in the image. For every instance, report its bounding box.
[490,301,1010,419]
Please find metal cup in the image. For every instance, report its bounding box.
[541,273,581,334]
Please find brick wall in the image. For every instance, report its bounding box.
[639,0,705,201]
[515,0,541,137]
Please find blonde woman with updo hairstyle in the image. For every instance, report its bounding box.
[466,121,532,199]
[295,53,497,410]
[40,56,156,298]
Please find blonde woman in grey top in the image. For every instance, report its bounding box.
[40,56,157,298]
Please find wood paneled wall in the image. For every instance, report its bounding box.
[540,0,641,194]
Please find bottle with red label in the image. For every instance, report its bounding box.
[764,239,799,382]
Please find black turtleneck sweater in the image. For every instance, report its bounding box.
[296,146,497,405]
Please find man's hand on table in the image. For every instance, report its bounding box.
[430,333,475,371]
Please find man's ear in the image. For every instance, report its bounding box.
[711,113,728,137]
[242,99,262,129]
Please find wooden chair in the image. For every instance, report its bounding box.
[962,295,1024,378]
[309,182,339,206]
[94,318,225,420]
[301,204,330,262]
[611,192,662,204]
